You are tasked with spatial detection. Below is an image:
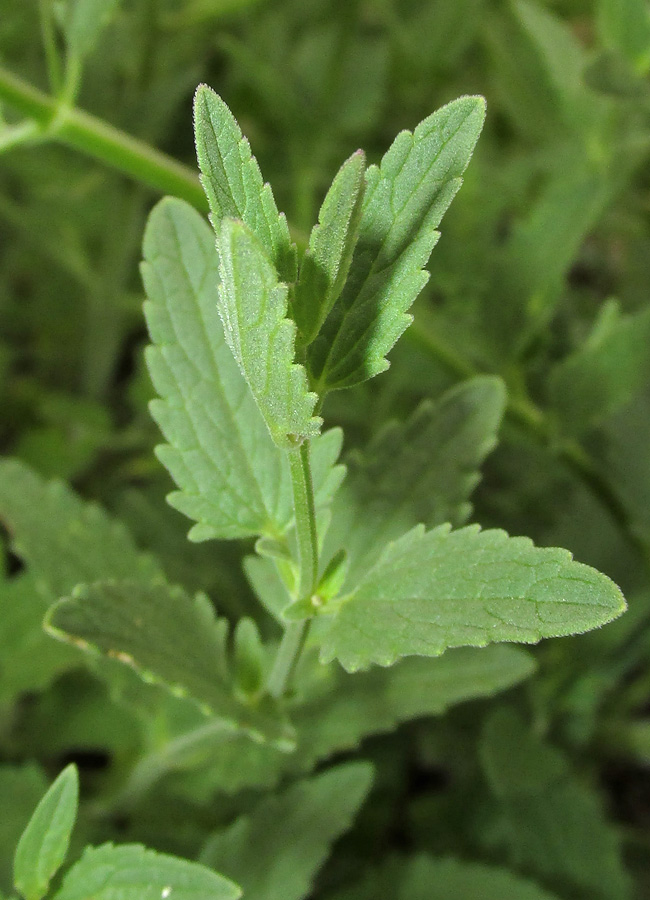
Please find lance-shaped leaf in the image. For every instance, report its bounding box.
[200,763,373,900]
[13,766,78,900]
[217,218,321,448]
[52,843,240,900]
[0,459,162,597]
[293,150,366,346]
[194,85,296,281]
[143,199,343,540]
[481,709,631,900]
[324,376,506,588]
[45,581,292,747]
[319,524,626,672]
[308,96,485,392]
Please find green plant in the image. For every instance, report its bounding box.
[3,0,650,896]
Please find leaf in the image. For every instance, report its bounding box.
[143,197,292,540]
[329,854,563,900]
[51,843,241,900]
[193,85,296,281]
[324,376,506,587]
[0,574,77,705]
[13,766,78,900]
[63,0,123,59]
[45,580,292,746]
[480,709,631,900]
[548,302,650,436]
[0,766,48,895]
[308,96,485,392]
[0,459,162,597]
[319,524,626,672]
[200,763,373,900]
[217,217,321,448]
[597,0,650,74]
[293,150,366,346]
[147,645,534,797]
[143,199,342,539]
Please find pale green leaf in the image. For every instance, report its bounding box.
[0,459,162,597]
[200,763,373,900]
[217,218,321,448]
[143,197,292,540]
[52,843,240,900]
[329,854,562,900]
[193,85,296,281]
[481,709,631,900]
[143,199,343,539]
[0,767,48,895]
[549,302,650,436]
[14,766,78,900]
[45,581,292,746]
[293,150,366,345]
[308,96,485,392]
[324,376,506,588]
[319,524,626,671]
[63,0,123,58]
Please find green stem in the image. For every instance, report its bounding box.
[0,65,207,212]
[38,0,62,94]
[267,442,319,699]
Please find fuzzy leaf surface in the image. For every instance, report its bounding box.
[293,150,366,345]
[46,580,290,745]
[52,843,240,900]
[308,96,485,391]
[143,198,293,540]
[0,459,162,597]
[200,763,373,900]
[481,709,631,900]
[320,524,626,671]
[217,218,321,448]
[324,376,506,587]
[13,766,78,900]
[194,85,296,281]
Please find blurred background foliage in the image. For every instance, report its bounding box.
[3,0,650,896]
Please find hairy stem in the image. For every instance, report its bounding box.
[267,442,319,699]
[0,65,207,212]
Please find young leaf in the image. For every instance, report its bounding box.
[13,765,78,900]
[143,199,342,540]
[293,150,366,346]
[319,524,626,672]
[324,376,506,587]
[308,96,485,392]
[51,843,240,900]
[0,459,162,597]
[217,218,321,448]
[548,302,650,436]
[193,85,296,281]
[0,766,48,895]
[200,762,374,900]
[45,581,292,746]
[481,709,631,900]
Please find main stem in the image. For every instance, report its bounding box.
[0,65,207,213]
[267,442,319,699]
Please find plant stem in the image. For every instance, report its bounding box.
[38,0,62,94]
[0,65,207,212]
[267,442,319,699]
